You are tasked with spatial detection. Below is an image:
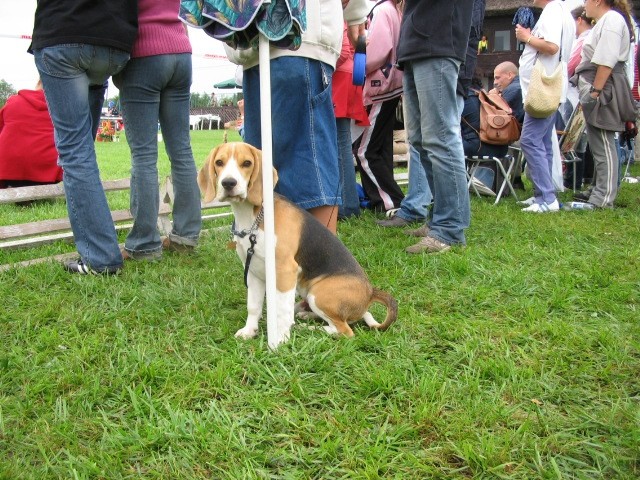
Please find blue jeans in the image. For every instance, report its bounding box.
[395,145,432,222]
[34,45,130,271]
[243,57,340,209]
[403,58,470,245]
[520,112,557,204]
[114,54,201,255]
[336,117,360,218]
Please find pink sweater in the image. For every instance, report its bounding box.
[131,0,192,58]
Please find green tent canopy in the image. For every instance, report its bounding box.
[213,78,240,89]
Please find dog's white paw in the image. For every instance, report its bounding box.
[323,324,339,336]
[235,326,258,339]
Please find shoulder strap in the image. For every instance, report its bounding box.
[367,0,389,20]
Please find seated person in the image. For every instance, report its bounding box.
[463,65,524,194]
[490,61,524,124]
[461,84,510,195]
[0,80,61,188]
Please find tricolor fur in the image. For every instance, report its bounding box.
[197,142,398,341]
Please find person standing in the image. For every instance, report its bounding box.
[223,0,369,234]
[30,0,138,274]
[397,0,473,254]
[515,0,575,213]
[114,0,202,260]
[574,0,636,208]
[333,23,370,219]
[352,0,405,214]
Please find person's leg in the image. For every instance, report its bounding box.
[158,54,202,246]
[336,117,360,218]
[404,58,469,246]
[586,124,618,208]
[353,98,404,212]
[89,81,108,140]
[397,145,431,221]
[519,113,558,204]
[34,44,129,272]
[114,56,164,256]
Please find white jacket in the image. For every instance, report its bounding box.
[224,0,369,70]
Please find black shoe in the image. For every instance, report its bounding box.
[573,190,591,202]
[63,258,121,275]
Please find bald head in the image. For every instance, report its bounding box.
[493,62,518,92]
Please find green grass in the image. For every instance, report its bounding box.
[1,132,639,478]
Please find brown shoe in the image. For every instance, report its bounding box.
[404,224,430,237]
[405,236,451,254]
[376,215,412,227]
[161,237,195,253]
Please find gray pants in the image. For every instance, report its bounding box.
[586,124,618,208]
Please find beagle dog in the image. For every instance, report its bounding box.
[198,142,397,341]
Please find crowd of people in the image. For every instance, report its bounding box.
[1,0,638,274]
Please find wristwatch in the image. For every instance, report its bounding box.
[590,86,602,94]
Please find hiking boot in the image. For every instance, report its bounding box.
[521,199,560,213]
[63,258,121,275]
[404,224,430,237]
[162,237,195,253]
[121,248,162,261]
[376,215,412,227]
[405,236,451,254]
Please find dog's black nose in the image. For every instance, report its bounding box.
[221,177,237,191]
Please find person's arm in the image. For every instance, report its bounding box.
[567,40,584,78]
[590,65,613,99]
[365,8,394,74]
[343,0,368,45]
[515,22,559,56]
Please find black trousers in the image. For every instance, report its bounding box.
[352,96,404,212]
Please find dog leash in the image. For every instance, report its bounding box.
[231,206,264,288]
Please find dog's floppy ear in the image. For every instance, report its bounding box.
[246,144,278,206]
[198,147,218,203]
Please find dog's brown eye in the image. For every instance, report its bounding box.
[242,160,252,168]
[215,159,224,166]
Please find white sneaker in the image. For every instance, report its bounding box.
[521,199,560,213]
[517,196,536,206]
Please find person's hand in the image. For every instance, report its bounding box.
[515,24,531,44]
[347,23,366,47]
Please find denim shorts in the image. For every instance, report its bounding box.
[243,57,341,209]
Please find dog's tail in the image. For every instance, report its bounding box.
[369,288,398,331]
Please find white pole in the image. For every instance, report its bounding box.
[258,32,282,349]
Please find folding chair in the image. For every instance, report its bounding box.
[558,104,587,192]
[466,154,519,204]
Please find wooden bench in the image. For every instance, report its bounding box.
[0,177,231,251]
[0,169,409,254]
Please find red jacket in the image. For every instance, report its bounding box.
[0,89,62,184]
[332,24,370,126]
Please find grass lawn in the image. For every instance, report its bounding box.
[1,131,639,478]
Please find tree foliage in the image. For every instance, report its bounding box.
[0,79,17,108]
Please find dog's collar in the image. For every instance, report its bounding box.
[231,206,264,239]
[231,206,263,289]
